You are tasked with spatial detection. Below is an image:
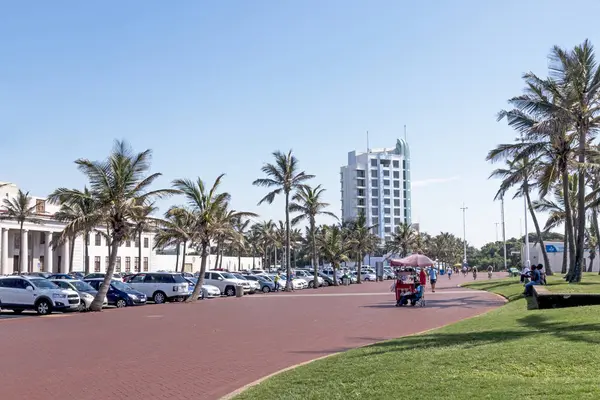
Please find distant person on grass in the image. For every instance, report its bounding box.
[429,267,438,292]
[524,264,543,296]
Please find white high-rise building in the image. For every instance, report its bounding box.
[340,138,412,242]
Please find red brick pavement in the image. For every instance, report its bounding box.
[0,273,504,400]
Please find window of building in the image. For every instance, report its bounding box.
[14,237,19,249]
[394,208,401,216]
[371,170,378,178]
[94,256,101,272]
[116,257,122,272]
[357,179,365,187]
[357,169,365,178]
[144,238,149,248]
[403,160,406,169]
[394,180,400,188]
[105,256,109,270]
[357,189,365,197]
[126,240,131,247]
[394,199,400,207]
[40,233,45,244]
[403,181,407,190]
[394,190,400,197]
[95,233,101,246]
[384,207,390,214]
[393,171,400,179]
[143,257,149,272]
[370,159,378,167]
[403,171,407,180]
[371,189,378,197]
[371,179,378,187]
[372,198,379,206]
[135,237,140,247]
[371,207,378,215]
[372,217,379,225]
[358,198,365,206]
[384,226,391,233]
[125,257,131,272]
[105,237,109,247]
[35,199,45,214]
[383,179,390,186]
[404,199,407,207]
[384,217,391,224]
[393,160,400,168]
[383,169,390,177]
[384,198,390,205]
[134,257,140,272]
[394,218,401,225]
[383,189,390,196]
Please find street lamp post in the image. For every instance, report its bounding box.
[461,203,468,265]
[501,196,507,270]
[523,196,531,268]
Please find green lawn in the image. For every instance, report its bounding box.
[235,277,600,400]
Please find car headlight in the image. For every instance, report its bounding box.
[82,293,94,299]
[128,294,138,300]
[52,293,67,299]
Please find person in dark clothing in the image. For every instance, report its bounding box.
[524,264,543,296]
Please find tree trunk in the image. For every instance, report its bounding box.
[214,242,220,269]
[138,230,143,273]
[181,241,187,272]
[332,262,339,286]
[310,219,318,289]
[90,236,121,311]
[69,236,75,273]
[562,170,576,278]
[525,189,552,276]
[175,241,180,272]
[561,224,568,274]
[219,247,224,269]
[588,254,595,273]
[84,232,90,275]
[187,241,209,302]
[238,249,242,272]
[572,132,587,283]
[285,192,292,291]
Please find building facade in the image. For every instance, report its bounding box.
[340,138,412,242]
[0,182,155,275]
[522,241,599,273]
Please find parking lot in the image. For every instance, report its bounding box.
[0,275,504,400]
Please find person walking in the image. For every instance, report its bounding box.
[429,267,438,292]
[472,266,478,280]
[274,273,281,291]
[419,267,427,287]
[447,267,453,280]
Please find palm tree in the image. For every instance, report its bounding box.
[289,184,337,289]
[132,202,157,273]
[0,190,43,272]
[49,187,97,274]
[344,212,378,284]
[154,207,195,272]
[253,150,314,290]
[317,225,352,286]
[386,222,416,257]
[232,217,251,270]
[172,175,256,301]
[51,140,175,310]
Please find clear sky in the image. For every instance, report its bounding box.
[1,0,599,247]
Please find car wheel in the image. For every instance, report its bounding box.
[36,300,51,315]
[322,280,330,287]
[225,286,236,296]
[153,291,166,304]
[78,303,86,312]
[12,309,23,315]
[308,281,314,288]
[262,286,271,293]
[116,299,127,308]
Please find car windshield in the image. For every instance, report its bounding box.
[171,274,187,283]
[71,280,95,292]
[233,274,246,279]
[111,280,134,291]
[30,279,59,289]
[221,273,235,279]
[185,278,196,285]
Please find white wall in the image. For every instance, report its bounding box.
[524,241,599,273]
[151,254,262,273]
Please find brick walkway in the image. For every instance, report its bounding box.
[0,273,504,400]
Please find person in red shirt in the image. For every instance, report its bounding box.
[419,268,427,287]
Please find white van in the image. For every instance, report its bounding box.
[126,273,188,304]
[204,271,251,296]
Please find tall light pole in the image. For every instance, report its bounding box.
[523,196,531,268]
[461,203,468,265]
[501,196,507,270]
[494,222,500,242]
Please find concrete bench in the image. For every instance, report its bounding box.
[533,285,600,309]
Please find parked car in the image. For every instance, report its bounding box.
[360,271,377,281]
[0,276,80,315]
[317,272,337,287]
[232,273,259,294]
[22,272,53,279]
[203,271,251,296]
[243,275,275,293]
[48,273,74,280]
[50,279,108,310]
[84,272,125,282]
[294,270,324,288]
[184,278,221,299]
[84,279,147,308]
[383,268,395,280]
[125,273,188,303]
[269,274,306,290]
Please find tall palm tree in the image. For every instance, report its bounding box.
[154,207,195,272]
[253,150,314,290]
[131,202,157,273]
[51,140,174,310]
[344,213,378,284]
[317,225,353,286]
[172,175,256,301]
[232,217,251,270]
[0,190,43,272]
[289,184,337,289]
[386,222,416,257]
[49,187,97,274]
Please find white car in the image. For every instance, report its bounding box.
[232,273,260,294]
[294,270,324,288]
[0,276,80,315]
[126,273,188,304]
[203,271,251,296]
[50,279,108,310]
[268,274,306,290]
[361,272,377,281]
[202,284,221,298]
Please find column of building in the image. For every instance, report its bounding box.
[45,232,53,273]
[1,228,8,275]
[20,229,28,273]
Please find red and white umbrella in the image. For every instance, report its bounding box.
[389,254,435,267]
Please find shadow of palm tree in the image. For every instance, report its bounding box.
[517,314,600,345]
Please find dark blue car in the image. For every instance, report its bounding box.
[84,278,147,308]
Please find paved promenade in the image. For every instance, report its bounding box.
[0,273,504,400]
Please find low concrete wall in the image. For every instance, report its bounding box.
[533,286,600,309]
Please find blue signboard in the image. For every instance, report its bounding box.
[545,244,564,253]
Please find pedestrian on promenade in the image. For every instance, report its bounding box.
[274,273,280,291]
[472,266,478,280]
[447,267,453,280]
[419,268,427,287]
[429,267,438,292]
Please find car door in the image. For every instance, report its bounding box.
[0,278,27,306]
[14,278,36,306]
[127,274,147,294]
[141,274,160,297]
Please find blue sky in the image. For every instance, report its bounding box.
[1,0,599,247]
